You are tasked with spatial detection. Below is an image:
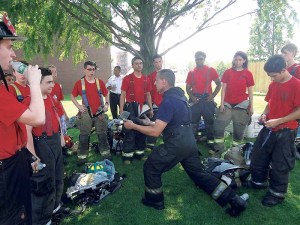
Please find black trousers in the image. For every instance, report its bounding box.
[250,127,296,194]
[144,126,235,207]
[190,99,216,140]
[31,133,64,225]
[109,92,121,119]
[0,149,32,225]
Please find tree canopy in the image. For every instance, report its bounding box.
[3,0,252,72]
[248,0,298,61]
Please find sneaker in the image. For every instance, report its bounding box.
[262,192,284,207]
[141,197,165,210]
[226,194,247,217]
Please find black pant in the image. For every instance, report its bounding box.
[250,127,296,194]
[190,99,216,140]
[31,133,64,225]
[0,149,32,225]
[144,126,235,207]
[110,92,121,119]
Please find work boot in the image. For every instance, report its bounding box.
[261,191,284,207]
[142,191,165,210]
[226,194,247,217]
[141,197,165,210]
[242,180,268,189]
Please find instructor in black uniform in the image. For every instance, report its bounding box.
[124,69,247,217]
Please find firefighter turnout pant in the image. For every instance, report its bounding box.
[143,126,236,207]
[250,127,296,198]
[191,99,216,143]
[213,106,250,153]
[31,133,64,225]
[77,111,111,163]
[122,102,146,161]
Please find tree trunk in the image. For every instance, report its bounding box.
[138,0,155,75]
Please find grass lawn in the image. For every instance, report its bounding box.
[60,93,300,225]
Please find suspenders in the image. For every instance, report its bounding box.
[10,84,24,102]
[81,78,104,118]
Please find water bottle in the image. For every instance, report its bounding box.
[36,162,46,171]
[10,61,28,75]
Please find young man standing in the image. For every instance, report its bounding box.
[106,65,123,119]
[0,12,45,225]
[26,68,65,225]
[281,43,300,159]
[147,54,163,149]
[124,69,247,217]
[48,65,68,135]
[281,43,300,79]
[247,55,300,207]
[71,61,110,165]
[186,51,221,145]
[120,56,153,164]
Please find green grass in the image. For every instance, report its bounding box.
[60,94,300,225]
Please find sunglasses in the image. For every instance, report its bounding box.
[86,68,96,71]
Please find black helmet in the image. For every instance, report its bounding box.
[0,12,25,41]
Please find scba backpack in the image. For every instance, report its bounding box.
[107,119,124,154]
[203,157,250,189]
[224,142,254,168]
[66,159,124,205]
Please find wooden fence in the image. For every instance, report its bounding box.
[248,61,270,93]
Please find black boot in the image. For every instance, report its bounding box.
[142,191,165,210]
[226,194,248,217]
[261,191,284,207]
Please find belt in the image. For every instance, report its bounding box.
[33,132,60,140]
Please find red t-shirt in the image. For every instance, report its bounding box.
[148,71,163,106]
[72,77,108,114]
[221,68,255,104]
[186,66,219,94]
[265,77,300,131]
[51,82,64,101]
[8,82,30,104]
[287,63,300,80]
[0,86,28,159]
[32,95,64,137]
[121,73,152,104]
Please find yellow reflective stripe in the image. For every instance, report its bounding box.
[95,78,100,91]
[78,155,87,159]
[232,140,242,146]
[81,78,86,91]
[214,138,224,144]
[211,182,227,200]
[122,152,134,157]
[135,150,144,155]
[145,186,163,194]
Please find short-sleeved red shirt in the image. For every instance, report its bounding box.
[72,77,108,114]
[0,86,28,159]
[265,77,300,131]
[148,71,163,106]
[8,82,30,103]
[287,63,300,80]
[221,68,255,104]
[186,66,219,94]
[121,73,152,104]
[32,95,63,137]
[51,82,64,101]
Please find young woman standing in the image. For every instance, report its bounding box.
[212,51,254,157]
